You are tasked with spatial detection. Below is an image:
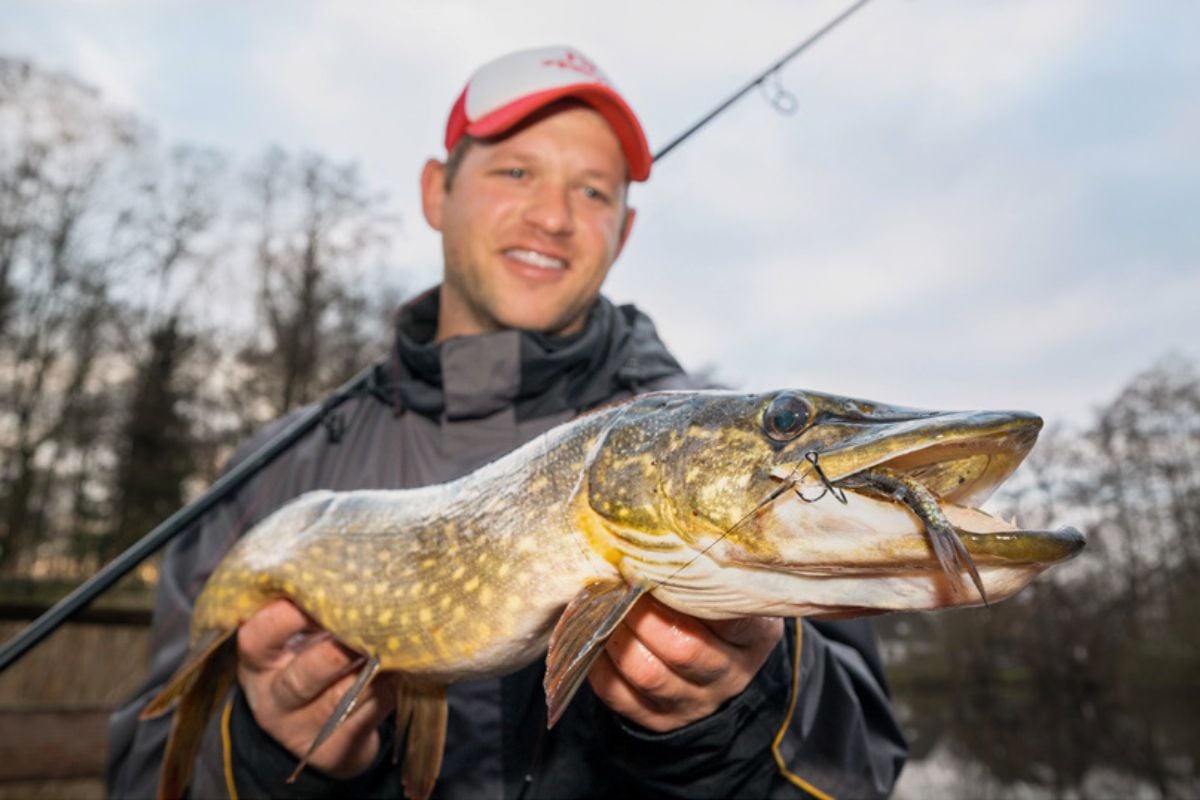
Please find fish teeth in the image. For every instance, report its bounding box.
[506,248,566,270]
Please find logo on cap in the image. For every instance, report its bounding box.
[541,51,604,82]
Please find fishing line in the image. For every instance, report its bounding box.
[645,454,829,594]
[652,0,875,163]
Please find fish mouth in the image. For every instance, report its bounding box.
[764,409,1084,598]
[785,409,1045,508]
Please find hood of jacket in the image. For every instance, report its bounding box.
[385,287,685,421]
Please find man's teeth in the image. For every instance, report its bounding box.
[506,249,566,270]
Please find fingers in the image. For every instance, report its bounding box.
[237,600,358,714]
[237,599,320,669]
[310,669,396,746]
[588,597,785,732]
[588,627,720,732]
[237,601,370,717]
[271,638,361,712]
[607,601,729,688]
[286,666,396,779]
[587,650,679,731]
[233,600,396,778]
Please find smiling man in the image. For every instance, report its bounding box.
[108,46,906,799]
[426,102,635,339]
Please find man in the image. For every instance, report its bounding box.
[108,46,906,799]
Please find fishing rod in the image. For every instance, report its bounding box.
[0,0,874,673]
[653,0,873,162]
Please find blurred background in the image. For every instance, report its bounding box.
[0,1,1196,797]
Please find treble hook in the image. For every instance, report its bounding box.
[793,451,848,504]
[758,68,798,116]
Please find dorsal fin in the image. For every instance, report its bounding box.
[576,393,639,419]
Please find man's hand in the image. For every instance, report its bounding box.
[236,599,395,778]
[587,595,784,732]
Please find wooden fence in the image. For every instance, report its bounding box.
[0,579,154,798]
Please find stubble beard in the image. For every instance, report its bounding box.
[439,228,602,337]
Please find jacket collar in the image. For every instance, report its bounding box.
[387,286,684,421]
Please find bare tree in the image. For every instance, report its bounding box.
[0,58,142,571]
[103,315,196,560]
[1088,356,1200,622]
[1,59,407,576]
[101,145,227,561]
[235,148,400,421]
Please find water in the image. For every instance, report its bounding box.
[890,683,1199,799]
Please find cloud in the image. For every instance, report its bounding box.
[1,0,1196,426]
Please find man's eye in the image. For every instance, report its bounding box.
[504,167,525,179]
[582,186,608,202]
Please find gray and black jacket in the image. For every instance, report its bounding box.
[107,290,907,799]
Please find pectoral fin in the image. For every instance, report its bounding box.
[287,655,382,783]
[149,629,239,800]
[394,680,448,800]
[543,579,648,728]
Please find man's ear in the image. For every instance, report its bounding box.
[615,206,637,258]
[420,159,447,231]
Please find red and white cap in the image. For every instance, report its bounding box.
[444,46,652,181]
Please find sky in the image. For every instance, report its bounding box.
[3,0,1197,426]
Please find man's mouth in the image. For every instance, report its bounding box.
[504,248,567,271]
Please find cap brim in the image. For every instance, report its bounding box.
[465,84,651,182]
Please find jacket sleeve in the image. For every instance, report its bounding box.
[597,618,907,799]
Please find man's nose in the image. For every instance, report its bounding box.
[522,182,573,235]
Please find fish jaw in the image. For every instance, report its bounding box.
[670,490,1083,619]
[770,409,1044,509]
[640,392,1044,548]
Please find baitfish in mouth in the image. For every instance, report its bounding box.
[835,466,989,604]
[757,456,990,605]
[735,401,1083,618]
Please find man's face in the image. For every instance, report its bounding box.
[421,104,637,340]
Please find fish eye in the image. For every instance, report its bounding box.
[762,393,813,442]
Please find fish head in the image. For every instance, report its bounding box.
[581,390,1084,618]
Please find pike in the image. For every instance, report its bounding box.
[143,389,1084,799]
